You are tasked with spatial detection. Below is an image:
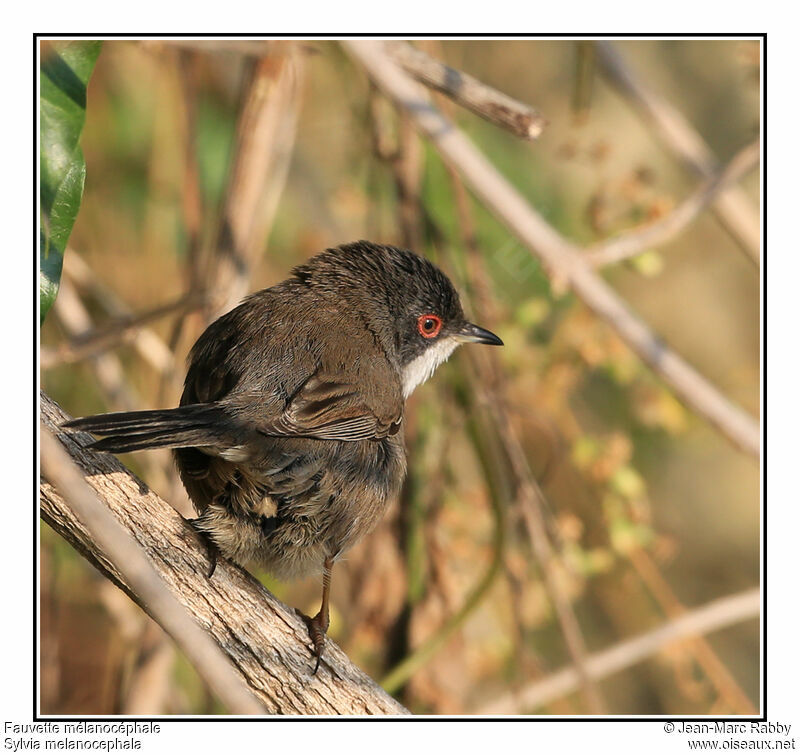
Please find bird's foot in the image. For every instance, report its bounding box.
[187,518,220,579]
[298,609,330,674]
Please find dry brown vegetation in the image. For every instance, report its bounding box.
[40,38,760,716]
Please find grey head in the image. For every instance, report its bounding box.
[292,241,503,398]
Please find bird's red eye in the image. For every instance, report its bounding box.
[417,314,442,338]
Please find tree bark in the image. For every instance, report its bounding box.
[40,391,408,715]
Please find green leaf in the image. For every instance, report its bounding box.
[40,41,101,324]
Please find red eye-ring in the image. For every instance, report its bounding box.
[417,314,442,339]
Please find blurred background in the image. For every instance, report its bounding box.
[39,38,760,716]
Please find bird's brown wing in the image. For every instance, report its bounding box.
[181,287,404,443]
[255,373,403,442]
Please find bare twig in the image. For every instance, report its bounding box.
[571,41,596,122]
[40,392,408,715]
[343,40,759,459]
[52,262,185,507]
[40,293,199,369]
[366,92,506,696]
[476,588,759,714]
[97,583,176,715]
[208,46,304,320]
[175,48,205,292]
[394,113,425,250]
[628,547,756,714]
[61,253,178,379]
[595,41,760,265]
[475,366,606,714]
[586,140,760,267]
[50,278,139,412]
[140,39,318,59]
[385,41,546,141]
[40,425,265,715]
[437,144,603,711]
[122,634,175,714]
[379,405,506,696]
[153,48,207,411]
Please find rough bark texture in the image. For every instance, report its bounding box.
[40,391,408,716]
[386,41,546,140]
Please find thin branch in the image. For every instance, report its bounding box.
[40,392,409,715]
[585,139,760,268]
[49,265,185,497]
[595,41,760,265]
[208,46,305,320]
[140,39,317,59]
[367,94,506,696]
[475,587,759,714]
[175,47,205,292]
[571,41,596,122]
[472,362,606,714]
[121,634,175,714]
[40,293,199,369]
[436,143,604,711]
[154,48,207,410]
[343,40,759,459]
[40,425,265,715]
[61,253,179,380]
[627,547,756,714]
[385,41,546,141]
[446,164,751,712]
[379,404,506,696]
[50,278,139,412]
[96,584,176,715]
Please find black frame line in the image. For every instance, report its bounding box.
[34,31,766,723]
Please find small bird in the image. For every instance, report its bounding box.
[65,241,502,671]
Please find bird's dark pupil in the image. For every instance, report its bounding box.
[425,319,435,331]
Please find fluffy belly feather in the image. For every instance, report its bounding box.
[185,434,406,580]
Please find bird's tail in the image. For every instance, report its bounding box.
[63,404,230,454]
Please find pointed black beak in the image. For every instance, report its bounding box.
[457,322,504,346]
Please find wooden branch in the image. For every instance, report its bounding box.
[385,41,546,141]
[343,40,759,459]
[41,426,265,715]
[595,41,760,265]
[475,587,759,714]
[585,139,760,268]
[40,392,408,716]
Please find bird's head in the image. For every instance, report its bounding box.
[292,241,503,397]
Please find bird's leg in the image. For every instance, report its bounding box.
[303,556,334,674]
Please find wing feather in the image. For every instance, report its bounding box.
[257,373,402,442]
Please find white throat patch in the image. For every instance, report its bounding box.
[402,337,459,398]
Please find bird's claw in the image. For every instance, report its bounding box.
[188,518,220,578]
[298,609,329,675]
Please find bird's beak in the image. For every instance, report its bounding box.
[456,322,504,346]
